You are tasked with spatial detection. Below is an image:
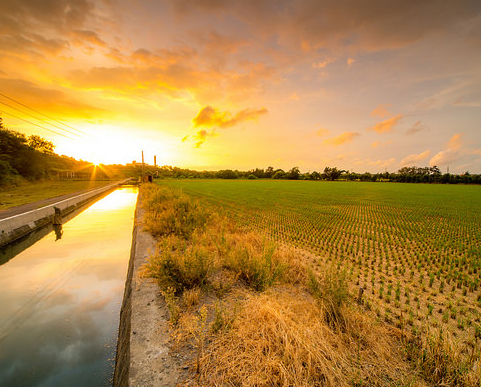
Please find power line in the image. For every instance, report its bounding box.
[0,100,82,138]
[0,91,87,136]
[0,110,74,139]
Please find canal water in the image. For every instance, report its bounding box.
[0,186,138,387]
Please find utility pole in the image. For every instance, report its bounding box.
[154,155,157,168]
[141,150,145,182]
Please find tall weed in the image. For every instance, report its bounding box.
[308,266,349,329]
[225,235,287,291]
[405,328,481,386]
[143,235,214,294]
[142,184,208,239]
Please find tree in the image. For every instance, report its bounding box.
[28,135,55,154]
[322,167,344,181]
[265,166,274,178]
[287,166,300,180]
[272,169,285,179]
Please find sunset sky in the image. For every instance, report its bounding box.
[1,0,480,173]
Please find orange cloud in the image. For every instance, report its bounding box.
[448,133,463,151]
[429,133,464,167]
[171,1,478,53]
[323,132,360,146]
[371,140,392,148]
[370,104,391,118]
[183,129,219,148]
[316,128,330,137]
[72,30,106,48]
[368,114,402,133]
[312,58,335,68]
[0,77,102,118]
[192,106,268,129]
[192,129,213,148]
[400,150,431,166]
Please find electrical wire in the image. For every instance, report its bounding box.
[0,100,81,138]
[0,110,74,139]
[0,91,87,137]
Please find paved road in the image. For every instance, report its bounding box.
[0,187,113,220]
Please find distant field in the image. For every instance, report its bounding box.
[157,179,481,342]
[0,180,114,210]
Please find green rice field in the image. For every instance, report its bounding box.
[156,179,481,344]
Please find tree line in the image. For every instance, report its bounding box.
[152,165,481,184]
[0,119,96,185]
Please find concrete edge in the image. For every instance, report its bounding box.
[114,187,182,387]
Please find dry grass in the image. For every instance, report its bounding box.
[186,287,424,387]
[405,328,481,386]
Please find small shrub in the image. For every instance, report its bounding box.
[308,266,348,329]
[210,301,235,334]
[226,240,286,291]
[162,286,180,325]
[144,235,214,293]
[142,185,208,239]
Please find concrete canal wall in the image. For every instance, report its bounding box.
[114,195,182,387]
[0,180,131,247]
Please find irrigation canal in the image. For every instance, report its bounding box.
[0,186,138,387]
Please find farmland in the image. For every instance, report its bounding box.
[156,179,481,344]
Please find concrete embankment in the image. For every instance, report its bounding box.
[0,180,131,247]
[114,195,182,387]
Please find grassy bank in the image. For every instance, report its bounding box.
[141,183,481,386]
[0,180,115,211]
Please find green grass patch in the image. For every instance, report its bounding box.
[0,180,115,210]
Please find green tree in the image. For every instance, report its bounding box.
[265,166,274,178]
[28,135,55,154]
[287,166,300,180]
[322,167,344,181]
[272,169,285,179]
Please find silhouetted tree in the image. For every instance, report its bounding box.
[287,166,300,180]
[28,135,55,154]
[322,167,344,181]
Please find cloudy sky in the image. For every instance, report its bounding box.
[1,0,480,173]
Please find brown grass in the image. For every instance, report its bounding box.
[187,287,423,387]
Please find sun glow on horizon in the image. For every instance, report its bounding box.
[53,123,179,166]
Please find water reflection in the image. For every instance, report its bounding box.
[53,224,63,241]
[0,186,138,387]
[0,202,90,267]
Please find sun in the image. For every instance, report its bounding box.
[90,155,102,166]
[54,122,178,166]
